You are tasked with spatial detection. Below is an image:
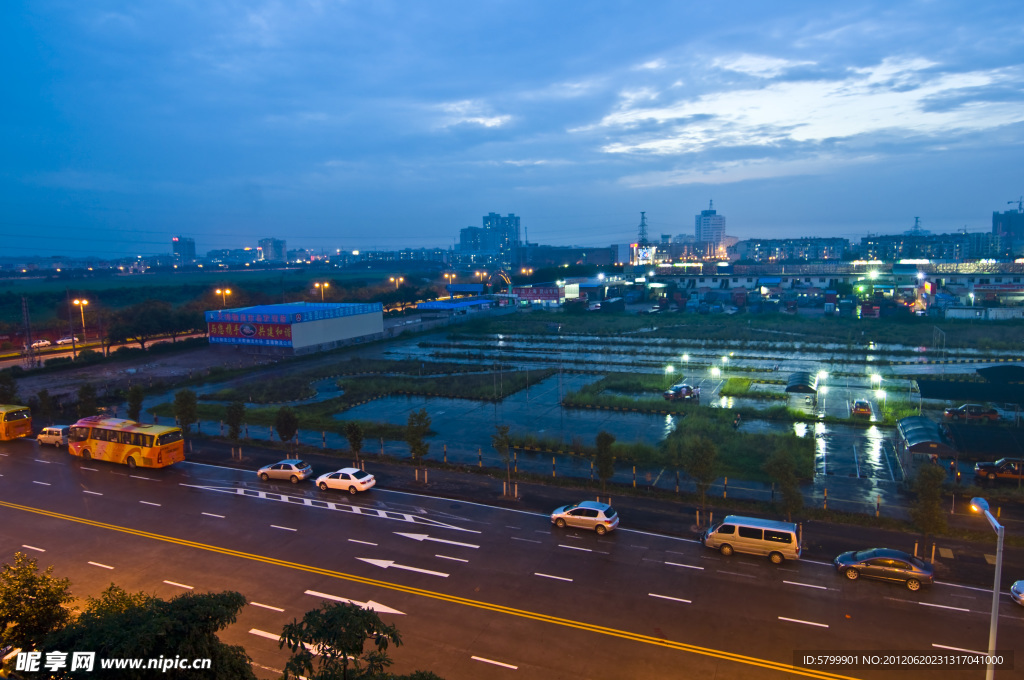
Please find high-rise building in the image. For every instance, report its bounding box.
[459,226,484,252]
[171,236,196,262]
[695,201,726,245]
[993,205,1024,241]
[258,238,287,262]
[482,212,521,266]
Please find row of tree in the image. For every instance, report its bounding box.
[0,553,442,679]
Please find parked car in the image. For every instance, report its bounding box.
[30,339,51,349]
[833,548,933,591]
[56,336,79,346]
[37,426,70,447]
[973,458,1024,483]
[257,459,313,483]
[1011,580,1023,607]
[851,400,872,416]
[315,467,376,494]
[944,404,999,422]
[550,501,619,535]
[664,383,700,402]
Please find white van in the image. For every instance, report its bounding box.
[37,425,69,447]
[700,515,801,564]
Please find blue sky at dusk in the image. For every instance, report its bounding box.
[3,1,1023,258]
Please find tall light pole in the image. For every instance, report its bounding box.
[970,497,1004,680]
[389,277,404,289]
[215,288,231,308]
[444,272,456,299]
[73,299,89,342]
[665,364,674,388]
[314,282,330,300]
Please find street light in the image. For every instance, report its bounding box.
[970,292,975,307]
[215,288,231,308]
[711,366,721,379]
[72,299,88,342]
[969,496,1004,680]
[389,277,404,289]
[520,267,533,276]
[443,273,456,300]
[314,282,330,300]
[665,365,674,387]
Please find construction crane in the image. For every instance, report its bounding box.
[1009,196,1023,213]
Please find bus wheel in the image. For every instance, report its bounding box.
[82,450,92,461]
[126,457,137,469]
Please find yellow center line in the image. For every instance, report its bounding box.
[1,499,859,680]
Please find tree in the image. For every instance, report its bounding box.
[405,408,431,463]
[76,383,98,418]
[763,445,803,521]
[910,462,948,539]
[595,430,616,491]
[126,385,145,422]
[173,388,198,434]
[680,434,718,512]
[0,371,18,404]
[36,388,55,425]
[225,401,246,442]
[492,424,513,490]
[0,552,74,650]
[344,421,364,459]
[44,587,254,679]
[276,406,300,449]
[280,602,401,680]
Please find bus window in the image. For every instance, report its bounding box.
[156,430,183,446]
[3,409,30,422]
[69,427,91,442]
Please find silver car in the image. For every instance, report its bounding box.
[551,501,619,535]
[257,459,313,483]
[316,467,376,494]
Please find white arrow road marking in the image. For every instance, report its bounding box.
[249,629,319,654]
[394,532,479,549]
[356,558,449,578]
[304,589,406,615]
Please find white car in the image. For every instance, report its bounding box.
[315,467,376,494]
[56,336,79,346]
[30,339,51,349]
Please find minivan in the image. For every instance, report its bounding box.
[701,515,801,564]
[37,426,70,447]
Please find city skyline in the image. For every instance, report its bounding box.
[3,1,1023,258]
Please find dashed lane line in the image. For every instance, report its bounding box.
[472,656,518,670]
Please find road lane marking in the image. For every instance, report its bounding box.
[472,656,518,670]
[936,581,991,593]
[511,537,541,544]
[665,561,703,570]
[249,629,317,653]
[140,501,161,507]
[436,555,469,563]
[718,570,756,578]
[534,573,572,582]
[784,581,828,590]
[130,475,157,481]
[88,561,113,569]
[202,512,225,518]
[163,580,194,590]
[304,589,405,615]
[919,602,969,612]
[559,544,591,552]
[271,525,297,531]
[33,481,51,486]
[80,467,98,471]
[933,644,986,655]
[348,539,377,546]
[395,532,479,549]
[22,545,45,552]
[250,602,285,612]
[34,459,52,464]
[83,490,103,496]
[649,593,691,604]
[0,500,862,680]
[779,617,829,628]
[357,558,448,578]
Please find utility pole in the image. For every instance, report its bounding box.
[65,288,78,359]
[22,296,37,369]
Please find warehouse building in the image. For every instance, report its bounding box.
[205,302,383,355]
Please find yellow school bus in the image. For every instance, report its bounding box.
[0,405,33,441]
[68,416,185,469]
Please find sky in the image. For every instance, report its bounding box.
[3,1,1024,258]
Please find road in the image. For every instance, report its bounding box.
[1,440,1022,679]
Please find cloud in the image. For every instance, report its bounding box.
[433,100,512,128]
[712,54,815,78]
[619,154,879,187]
[591,58,1024,158]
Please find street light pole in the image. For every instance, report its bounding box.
[315,282,329,300]
[215,288,231,308]
[73,299,89,342]
[970,497,1004,680]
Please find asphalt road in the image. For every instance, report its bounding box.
[1,440,1022,680]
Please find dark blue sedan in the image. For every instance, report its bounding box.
[834,548,934,591]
